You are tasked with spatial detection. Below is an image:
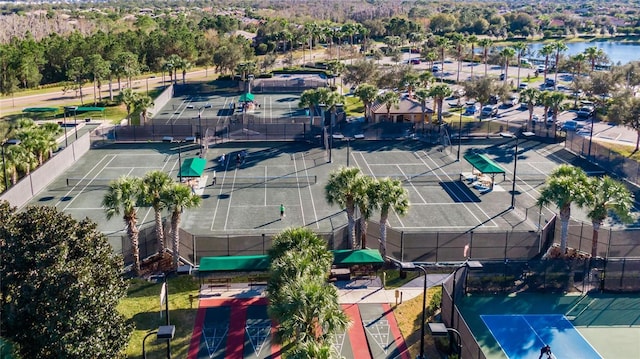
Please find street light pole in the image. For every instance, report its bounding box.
[449,260,483,353]
[142,330,158,359]
[511,134,519,209]
[457,111,463,161]
[177,140,184,183]
[397,262,428,359]
[346,137,351,167]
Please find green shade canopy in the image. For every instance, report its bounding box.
[198,249,384,273]
[238,93,255,102]
[332,249,384,265]
[179,157,206,177]
[463,152,505,174]
[74,106,106,112]
[22,107,59,113]
[199,255,271,272]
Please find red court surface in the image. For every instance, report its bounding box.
[188,298,411,359]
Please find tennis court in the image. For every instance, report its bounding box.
[482,314,602,359]
[459,293,640,359]
[29,139,587,239]
[152,92,307,125]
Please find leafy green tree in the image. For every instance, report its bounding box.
[102,176,143,275]
[114,51,140,91]
[429,84,453,124]
[0,202,131,359]
[141,170,173,254]
[537,165,590,253]
[325,167,364,248]
[67,56,87,104]
[0,44,19,98]
[463,76,498,121]
[87,54,111,105]
[344,59,379,87]
[608,94,640,151]
[584,176,634,257]
[162,182,202,269]
[370,178,409,258]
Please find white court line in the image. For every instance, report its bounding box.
[57,155,116,209]
[292,157,306,226]
[263,166,268,206]
[164,98,192,125]
[107,166,165,169]
[210,156,232,231]
[223,168,238,231]
[395,164,427,204]
[301,151,319,228]
[64,207,106,210]
[417,151,491,226]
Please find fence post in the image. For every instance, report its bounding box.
[400,231,404,262]
[579,222,584,253]
[504,231,509,261]
[435,232,439,262]
[619,258,626,291]
[262,233,266,254]
[469,231,474,259]
[192,234,197,266]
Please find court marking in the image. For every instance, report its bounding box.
[300,152,320,228]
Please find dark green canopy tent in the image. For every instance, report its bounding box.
[238,93,255,102]
[332,249,384,265]
[179,157,206,178]
[22,107,59,113]
[463,153,505,174]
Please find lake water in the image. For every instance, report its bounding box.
[526,41,640,65]
[478,41,640,65]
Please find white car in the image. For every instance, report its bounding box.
[537,65,546,72]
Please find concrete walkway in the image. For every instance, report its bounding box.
[198,273,450,305]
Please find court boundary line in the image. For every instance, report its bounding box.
[292,154,306,226]
[301,151,320,228]
[57,154,116,209]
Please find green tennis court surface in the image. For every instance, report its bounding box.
[482,314,601,359]
[460,293,640,359]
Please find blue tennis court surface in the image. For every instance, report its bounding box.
[481,314,602,359]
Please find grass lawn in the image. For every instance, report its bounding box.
[393,286,443,359]
[118,276,200,359]
[344,95,365,117]
[600,141,640,161]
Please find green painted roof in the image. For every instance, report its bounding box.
[198,249,384,273]
[238,93,255,102]
[179,157,206,177]
[463,152,505,174]
[332,249,384,265]
[75,106,106,112]
[199,255,270,272]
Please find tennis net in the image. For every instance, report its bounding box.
[66,178,117,187]
[371,172,556,184]
[227,175,317,187]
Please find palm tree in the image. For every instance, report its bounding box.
[467,35,478,78]
[298,88,322,125]
[478,38,493,76]
[376,91,400,122]
[429,84,452,124]
[118,88,137,125]
[499,47,516,86]
[325,167,364,248]
[584,46,605,72]
[162,182,202,269]
[545,91,566,125]
[370,178,409,258]
[584,176,634,257]
[552,41,568,88]
[401,71,420,99]
[538,44,555,83]
[435,36,451,82]
[513,42,528,89]
[267,227,348,349]
[354,83,378,121]
[450,33,467,82]
[537,165,590,253]
[134,94,154,125]
[520,88,540,130]
[538,91,552,124]
[102,176,143,275]
[141,170,173,255]
[354,175,375,249]
[415,88,431,125]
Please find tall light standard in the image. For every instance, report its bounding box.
[142,325,175,359]
[196,104,211,146]
[346,137,352,167]
[450,260,483,351]
[65,106,78,140]
[2,139,21,191]
[501,130,532,209]
[428,323,462,357]
[457,111,463,161]
[176,139,185,182]
[398,262,428,359]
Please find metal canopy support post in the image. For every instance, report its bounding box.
[398,262,428,359]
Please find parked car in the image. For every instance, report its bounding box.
[499,73,505,81]
[561,120,581,131]
[481,105,498,117]
[432,64,441,72]
[504,95,519,107]
[576,105,595,118]
[410,58,421,65]
[518,83,528,90]
[464,104,479,115]
[544,78,556,88]
[537,64,546,72]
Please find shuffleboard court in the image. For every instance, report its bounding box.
[481,314,602,359]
